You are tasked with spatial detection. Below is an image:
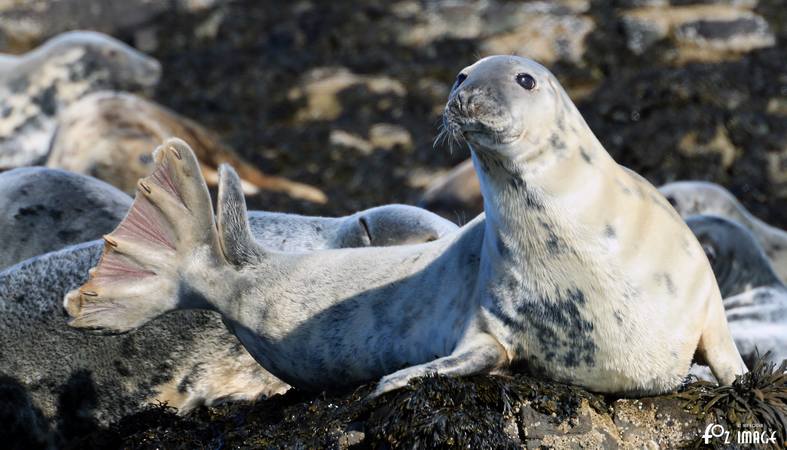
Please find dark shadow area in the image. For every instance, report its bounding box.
[0,374,51,450]
[55,370,100,443]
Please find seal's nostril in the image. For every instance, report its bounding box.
[456,90,469,113]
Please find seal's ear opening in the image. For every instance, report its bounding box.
[217,164,265,266]
[699,238,717,266]
[334,214,372,248]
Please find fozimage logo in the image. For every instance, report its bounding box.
[701,423,778,445]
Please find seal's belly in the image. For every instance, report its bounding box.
[235,319,460,390]
[232,284,474,391]
[513,283,707,395]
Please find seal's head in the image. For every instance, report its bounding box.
[686,215,782,297]
[659,181,743,221]
[441,55,564,156]
[34,31,161,91]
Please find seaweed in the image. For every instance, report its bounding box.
[678,355,787,449]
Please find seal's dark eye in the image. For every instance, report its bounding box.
[454,73,467,89]
[701,243,717,265]
[515,73,536,90]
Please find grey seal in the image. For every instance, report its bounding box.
[0,30,161,169]
[0,166,454,270]
[0,167,131,270]
[686,215,786,366]
[0,201,455,426]
[46,91,327,203]
[660,181,787,283]
[1,243,286,428]
[66,56,746,398]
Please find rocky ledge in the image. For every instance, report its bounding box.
[9,358,776,449]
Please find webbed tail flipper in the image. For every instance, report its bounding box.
[65,138,224,333]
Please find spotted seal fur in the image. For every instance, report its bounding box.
[46,91,327,203]
[66,56,746,397]
[660,181,787,283]
[0,167,131,270]
[1,202,455,426]
[0,30,161,169]
[0,166,454,270]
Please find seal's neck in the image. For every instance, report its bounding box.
[472,118,615,267]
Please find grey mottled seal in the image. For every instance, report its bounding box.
[686,215,786,366]
[46,91,327,203]
[0,167,131,270]
[1,203,455,427]
[660,181,787,283]
[0,166,453,270]
[1,243,286,428]
[66,56,745,397]
[0,30,161,169]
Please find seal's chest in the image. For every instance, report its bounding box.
[515,288,598,370]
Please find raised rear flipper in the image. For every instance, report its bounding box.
[65,138,224,333]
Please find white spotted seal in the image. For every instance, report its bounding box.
[66,56,746,397]
[0,30,161,169]
[46,91,327,204]
[660,181,787,283]
[686,215,786,366]
[1,203,455,428]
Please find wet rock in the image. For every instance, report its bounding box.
[481,2,595,64]
[677,125,739,169]
[288,67,406,122]
[369,123,413,151]
[0,0,220,53]
[330,129,373,155]
[337,429,365,449]
[64,364,784,449]
[392,1,594,64]
[612,397,705,448]
[621,4,775,60]
[675,14,775,54]
[392,1,486,47]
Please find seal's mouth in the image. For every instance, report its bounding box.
[137,57,162,88]
[436,108,521,151]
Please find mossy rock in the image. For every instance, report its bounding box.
[62,358,786,449]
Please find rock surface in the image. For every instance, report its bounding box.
[55,364,786,449]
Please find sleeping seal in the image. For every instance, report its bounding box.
[1,205,455,427]
[660,181,787,283]
[0,30,161,169]
[0,166,455,269]
[46,91,327,203]
[66,56,746,397]
[0,167,131,270]
[686,215,786,366]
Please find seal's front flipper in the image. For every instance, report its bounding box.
[370,334,508,397]
[65,138,223,333]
